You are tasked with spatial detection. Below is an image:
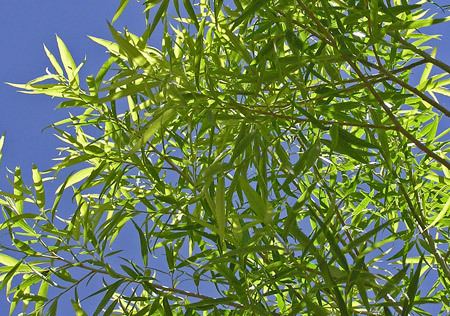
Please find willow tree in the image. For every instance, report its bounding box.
[1,0,450,314]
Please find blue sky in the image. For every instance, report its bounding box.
[0,1,449,315]
[0,1,145,173]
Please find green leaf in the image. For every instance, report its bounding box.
[194,18,205,89]
[165,244,175,272]
[32,164,45,210]
[343,220,393,253]
[13,167,24,214]
[56,35,79,87]
[56,167,95,193]
[182,0,199,28]
[108,23,148,68]
[0,133,4,165]
[376,265,409,301]
[131,108,177,152]
[89,36,120,56]
[389,16,450,31]
[426,196,450,230]
[162,296,173,316]
[0,259,22,291]
[401,256,423,316]
[43,45,64,77]
[112,0,130,24]
[93,280,122,316]
[312,212,349,272]
[214,175,226,240]
[294,139,321,175]
[34,279,50,313]
[148,0,170,36]
[131,220,149,266]
[239,176,271,223]
[419,48,437,89]
[231,0,268,30]
[71,299,88,316]
[0,254,19,267]
[47,299,58,316]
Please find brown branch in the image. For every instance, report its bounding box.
[393,34,450,75]
[147,143,196,187]
[361,60,450,117]
[54,257,245,309]
[230,101,397,130]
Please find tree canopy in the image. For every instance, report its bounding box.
[1,0,450,314]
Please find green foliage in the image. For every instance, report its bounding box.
[1,0,450,314]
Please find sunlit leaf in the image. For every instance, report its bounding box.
[56,35,79,87]
[112,0,130,24]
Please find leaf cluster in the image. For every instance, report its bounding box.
[1,0,450,315]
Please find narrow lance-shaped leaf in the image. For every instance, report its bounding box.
[71,299,88,316]
[183,0,199,29]
[32,164,45,210]
[418,48,437,90]
[194,18,206,89]
[239,176,271,224]
[426,196,450,230]
[93,280,122,316]
[13,167,24,214]
[56,35,79,87]
[107,23,148,68]
[0,254,19,267]
[0,134,4,165]
[231,0,269,30]
[0,259,23,291]
[215,175,226,240]
[131,220,149,266]
[111,0,130,24]
[34,279,50,314]
[402,257,424,316]
[148,0,170,37]
[130,108,177,153]
[295,139,321,175]
[56,167,96,193]
[43,45,64,77]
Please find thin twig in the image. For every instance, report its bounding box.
[230,101,397,130]
[393,34,450,75]
[361,59,450,117]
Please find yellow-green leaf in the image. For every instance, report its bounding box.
[71,299,88,316]
[239,176,271,224]
[32,164,45,210]
[43,44,64,77]
[35,279,50,313]
[0,254,19,267]
[13,167,24,214]
[131,108,176,153]
[0,133,4,165]
[89,36,120,56]
[426,196,450,230]
[56,167,95,193]
[112,0,130,24]
[215,176,226,240]
[56,35,79,87]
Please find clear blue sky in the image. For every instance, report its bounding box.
[0,1,145,173]
[0,1,449,315]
